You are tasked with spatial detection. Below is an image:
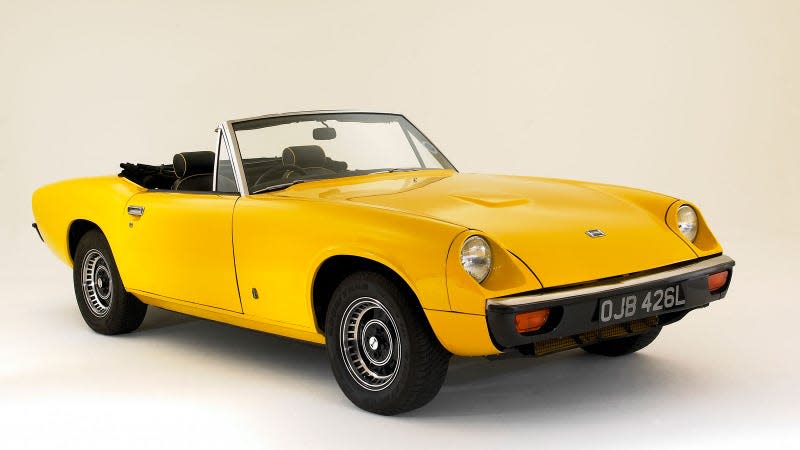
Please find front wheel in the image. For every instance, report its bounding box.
[72,230,147,335]
[325,271,450,415]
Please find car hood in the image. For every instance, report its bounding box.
[274,171,697,287]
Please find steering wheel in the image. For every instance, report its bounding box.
[253,165,308,188]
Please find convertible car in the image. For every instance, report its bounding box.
[32,111,734,414]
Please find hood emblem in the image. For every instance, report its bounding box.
[585,229,606,238]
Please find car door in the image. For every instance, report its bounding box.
[231,195,318,328]
[123,192,241,312]
[121,131,243,312]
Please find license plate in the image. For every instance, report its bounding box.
[598,284,685,325]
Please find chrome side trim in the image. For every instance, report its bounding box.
[487,255,735,308]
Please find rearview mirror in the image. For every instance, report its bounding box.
[313,127,336,140]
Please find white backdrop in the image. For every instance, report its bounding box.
[1,1,798,449]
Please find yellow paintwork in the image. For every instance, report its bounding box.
[424,309,499,356]
[296,173,700,289]
[32,169,723,357]
[665,200,723,257]
[130,290,325,345]
[31,176,145,273]
[232,194,462,330]
[122,191,243,312]
[445,230,544,315]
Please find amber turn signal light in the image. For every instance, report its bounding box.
[707,271,729,293]
[515,309,550,333]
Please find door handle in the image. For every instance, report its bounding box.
[127,205,145,216]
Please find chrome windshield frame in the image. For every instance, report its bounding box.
[219,121,248,196]
[221,110,455,196]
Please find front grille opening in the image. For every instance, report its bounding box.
[532,316,659,357]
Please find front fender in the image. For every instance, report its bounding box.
[308,246,435,310]
[445,230,544,315]
[233,195,465,329]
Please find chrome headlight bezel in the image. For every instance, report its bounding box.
[676,204,699,242]
[460,235,492,283]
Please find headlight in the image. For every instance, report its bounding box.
[460,236,492,283]
[677,205,698,242]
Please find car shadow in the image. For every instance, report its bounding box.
[131,307,708,420]
[137,306,197,331]
[133,307,331,376]
[413,352,699,419]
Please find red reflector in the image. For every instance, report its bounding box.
[708,271,729,293]
[515,309,550,333]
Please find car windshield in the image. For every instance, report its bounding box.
[231,113,454,193]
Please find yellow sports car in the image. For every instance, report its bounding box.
[32,111,734,415]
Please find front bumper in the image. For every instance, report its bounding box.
[486,254,735,353]
[32,223,44,242]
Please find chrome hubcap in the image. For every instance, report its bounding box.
[82,249,113,317]
[340,297,401,391]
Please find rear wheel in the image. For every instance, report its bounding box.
[581,326,662,356]
[72,230,147,335]
[324,271,450,415]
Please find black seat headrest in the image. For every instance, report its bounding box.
[174,151,215,178]
[282,146,326,168]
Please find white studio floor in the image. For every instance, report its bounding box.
[1,232,797,450]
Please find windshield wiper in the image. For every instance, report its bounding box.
[254,168,426,193]
[251,179,310,194]
[368,167,424,175]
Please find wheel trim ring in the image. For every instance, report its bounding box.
[339,297,401,392]
[81,249,113,318]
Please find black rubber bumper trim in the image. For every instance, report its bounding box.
[32,223,44,242]
[486,255,735,350]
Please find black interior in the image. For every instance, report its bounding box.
[172,151,215,191]
[119,145,348,192]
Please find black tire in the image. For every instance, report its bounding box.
[581,326,662,356]
[72,229,147,335]
[324,271,450,415]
